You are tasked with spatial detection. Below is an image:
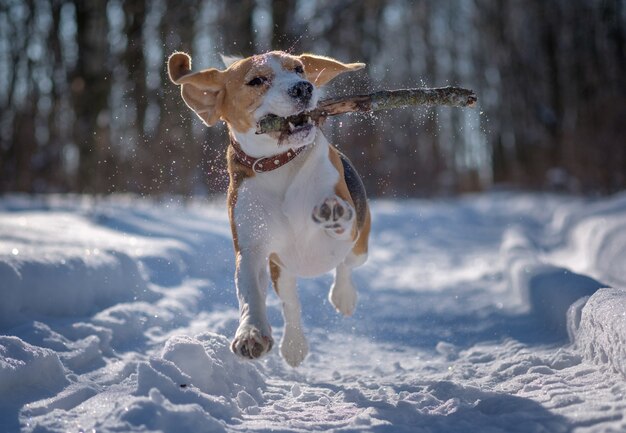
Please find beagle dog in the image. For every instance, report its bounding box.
[167,51,370,367]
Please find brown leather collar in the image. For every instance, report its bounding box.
[229,135,305,173]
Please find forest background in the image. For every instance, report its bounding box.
[1,0,624,197]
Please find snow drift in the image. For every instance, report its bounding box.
[568,288,626,378]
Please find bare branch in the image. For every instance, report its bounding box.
[256,86,477,135]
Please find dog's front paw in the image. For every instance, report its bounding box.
[231,324,273,360]
[312,197,355,238]
[280,327,309,367]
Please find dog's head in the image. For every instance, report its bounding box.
[168,51,365,154]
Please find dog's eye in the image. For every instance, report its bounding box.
[294,65,304,74]
[247,76,267,86]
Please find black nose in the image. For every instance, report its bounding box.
[288,81,313,102]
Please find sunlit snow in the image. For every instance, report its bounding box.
[1,192,625,432]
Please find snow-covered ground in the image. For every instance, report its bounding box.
[1,192,625,432]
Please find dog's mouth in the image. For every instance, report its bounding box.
[258,112,316,143]
[285,112,315,135]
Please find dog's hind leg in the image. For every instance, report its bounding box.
[329,209,370,316]
[270,258,308,367]
[329,253,363,316]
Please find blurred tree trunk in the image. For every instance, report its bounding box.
[156,0,198,195]
[43,0,67,191]
[220,0,255,56]
[416,0,444,194]
[71,0,113,193]
[313,0,386,195]
[271,0,295,50]
[11,1,37,192]
[538,0,563,169]
[0,1,19,191]
[123,0,148,192]
[124,0,147,138]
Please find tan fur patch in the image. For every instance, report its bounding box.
[279,56,304,74]
[218,59,265,132]
[352,207,371,256]
[328,146,359,240]
[226,144,255,253]
[269,254,282,294]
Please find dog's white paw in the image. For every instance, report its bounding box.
[231,324,273,360]
[329,279,357,316]
[280,327,309,367]
[312,197,355,238]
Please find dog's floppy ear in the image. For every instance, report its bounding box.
[167,52,225,126]
[299,54,365,87]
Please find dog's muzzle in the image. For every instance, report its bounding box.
[288,81,314,105]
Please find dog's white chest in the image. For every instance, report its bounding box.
[234,138,354,277]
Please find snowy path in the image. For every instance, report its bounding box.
[1,193,625,432]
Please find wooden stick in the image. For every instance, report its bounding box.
[256,86,477,135]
